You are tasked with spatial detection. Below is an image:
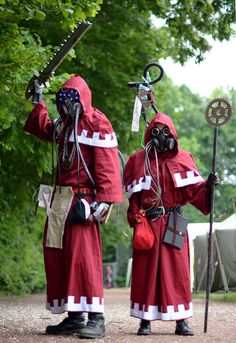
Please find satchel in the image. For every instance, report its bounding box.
[133,211,155,250]
[163,212,188,249]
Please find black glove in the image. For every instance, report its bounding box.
[206,171,220,189]
[25,77,45,104]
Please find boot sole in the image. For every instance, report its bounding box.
[46,328,85,335]
[175,330,194,336]
[79,332,105,339]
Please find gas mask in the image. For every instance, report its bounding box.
[56,88,82,120]
[150,126,175,152]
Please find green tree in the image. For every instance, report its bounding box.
[0,0,103,295]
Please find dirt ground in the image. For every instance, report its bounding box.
[0,288,236,343]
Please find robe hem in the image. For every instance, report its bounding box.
[46,295,104,314]
[130,301,193,321]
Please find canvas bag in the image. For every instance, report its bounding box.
[46,186,74,249]
[133,211,155,250]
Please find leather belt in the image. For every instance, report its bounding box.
[74,187,96,197]
[146,206,181,220]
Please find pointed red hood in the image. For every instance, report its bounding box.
[56,74,118,148]
[57,75,93,115]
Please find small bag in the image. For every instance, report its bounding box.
[68,197,91,224]
[163,212,188,249]
[133,211,155,250]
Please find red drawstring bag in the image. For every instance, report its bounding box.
[133,211,155,250]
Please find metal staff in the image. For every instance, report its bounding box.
[204,98,232,333]
[128,62,164,128]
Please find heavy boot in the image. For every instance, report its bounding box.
[175,319,194,336]
[45,311,85,335]
[79,312,105,339]
[137,319,151,335]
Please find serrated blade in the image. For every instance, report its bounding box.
[25,20,92,100]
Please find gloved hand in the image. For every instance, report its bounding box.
[34,79,44,93]
[90,202,110,223]
[31,79,44,104]
[25,76,48,103]
[206,171,220,189]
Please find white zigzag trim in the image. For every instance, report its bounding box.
[126,176,152,198]
[46,296,104,314]
[174,171,204,187]
[130,301,193,321]
[69,130,118,148]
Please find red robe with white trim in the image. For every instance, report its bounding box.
[124,113,210,321]
[24,75,123,314]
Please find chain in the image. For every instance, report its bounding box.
[62,125,76,170]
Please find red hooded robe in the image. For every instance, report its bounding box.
[124,113,210,321]
[24,75,123,314]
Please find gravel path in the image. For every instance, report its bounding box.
[0,289,236,343]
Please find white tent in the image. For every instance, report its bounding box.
[215,213,236,231]
[188,221,219,290]
[192,213,236,292]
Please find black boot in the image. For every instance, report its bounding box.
[137,319,151,335]
[175,319,194,336]
[79,312,105,339]
[45,312,85,335]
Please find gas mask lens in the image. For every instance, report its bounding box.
[151,126,170,137]
[151,127,160,136]
[162,127,170,136]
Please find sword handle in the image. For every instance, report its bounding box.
[32,92,42,104]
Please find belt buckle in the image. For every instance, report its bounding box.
[151,206,165,221]
[159,206,165,217]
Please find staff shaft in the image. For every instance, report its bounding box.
[204,126,218,333]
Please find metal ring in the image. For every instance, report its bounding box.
[143,62,164,85]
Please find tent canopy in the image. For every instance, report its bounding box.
[192,213,236,292]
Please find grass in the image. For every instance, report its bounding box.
[192,291,236,303]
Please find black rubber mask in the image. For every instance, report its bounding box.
[56,88,82,120]
[150,126,175,152]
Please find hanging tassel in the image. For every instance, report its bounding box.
[131,96,142,132]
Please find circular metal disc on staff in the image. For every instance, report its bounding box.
[205,98,232,127]
[204,98,232,333]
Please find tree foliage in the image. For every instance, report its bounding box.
[0,0,235,294]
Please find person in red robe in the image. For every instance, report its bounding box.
[24,75,123,339]
[124,112,218,336]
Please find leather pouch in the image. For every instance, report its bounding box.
[68,197,91,223]
[163,212,188,249]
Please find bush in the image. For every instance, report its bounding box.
[0,207,46,295]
